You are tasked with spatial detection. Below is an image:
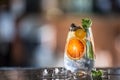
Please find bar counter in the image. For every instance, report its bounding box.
[0,67,120,80]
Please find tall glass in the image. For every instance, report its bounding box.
[64,18,95,74]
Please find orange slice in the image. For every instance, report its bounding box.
[66,38,85,60]
[75,29,86,39]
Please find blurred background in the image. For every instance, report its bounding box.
[0,0,120,68]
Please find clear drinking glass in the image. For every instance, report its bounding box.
[64,18,95,75]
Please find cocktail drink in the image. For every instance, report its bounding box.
[64,18,95,74]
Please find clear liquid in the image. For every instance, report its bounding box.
[64,53,94,73]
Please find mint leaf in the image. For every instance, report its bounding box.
[92,69,103,80]
[86,40,94,60]
[82,18,92,30]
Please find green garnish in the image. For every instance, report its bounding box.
[82,18,94,60]
[82,18,92,30]
[92,69,103,80]
[92,70,103,77]
[86,40,94,60]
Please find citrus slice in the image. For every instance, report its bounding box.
[66,38,85,60]
[75,29,86,39]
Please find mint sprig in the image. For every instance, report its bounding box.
[92,69,103,80]
[86,40,94,60]
[82,18,94,60]
[82,18,92,30]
